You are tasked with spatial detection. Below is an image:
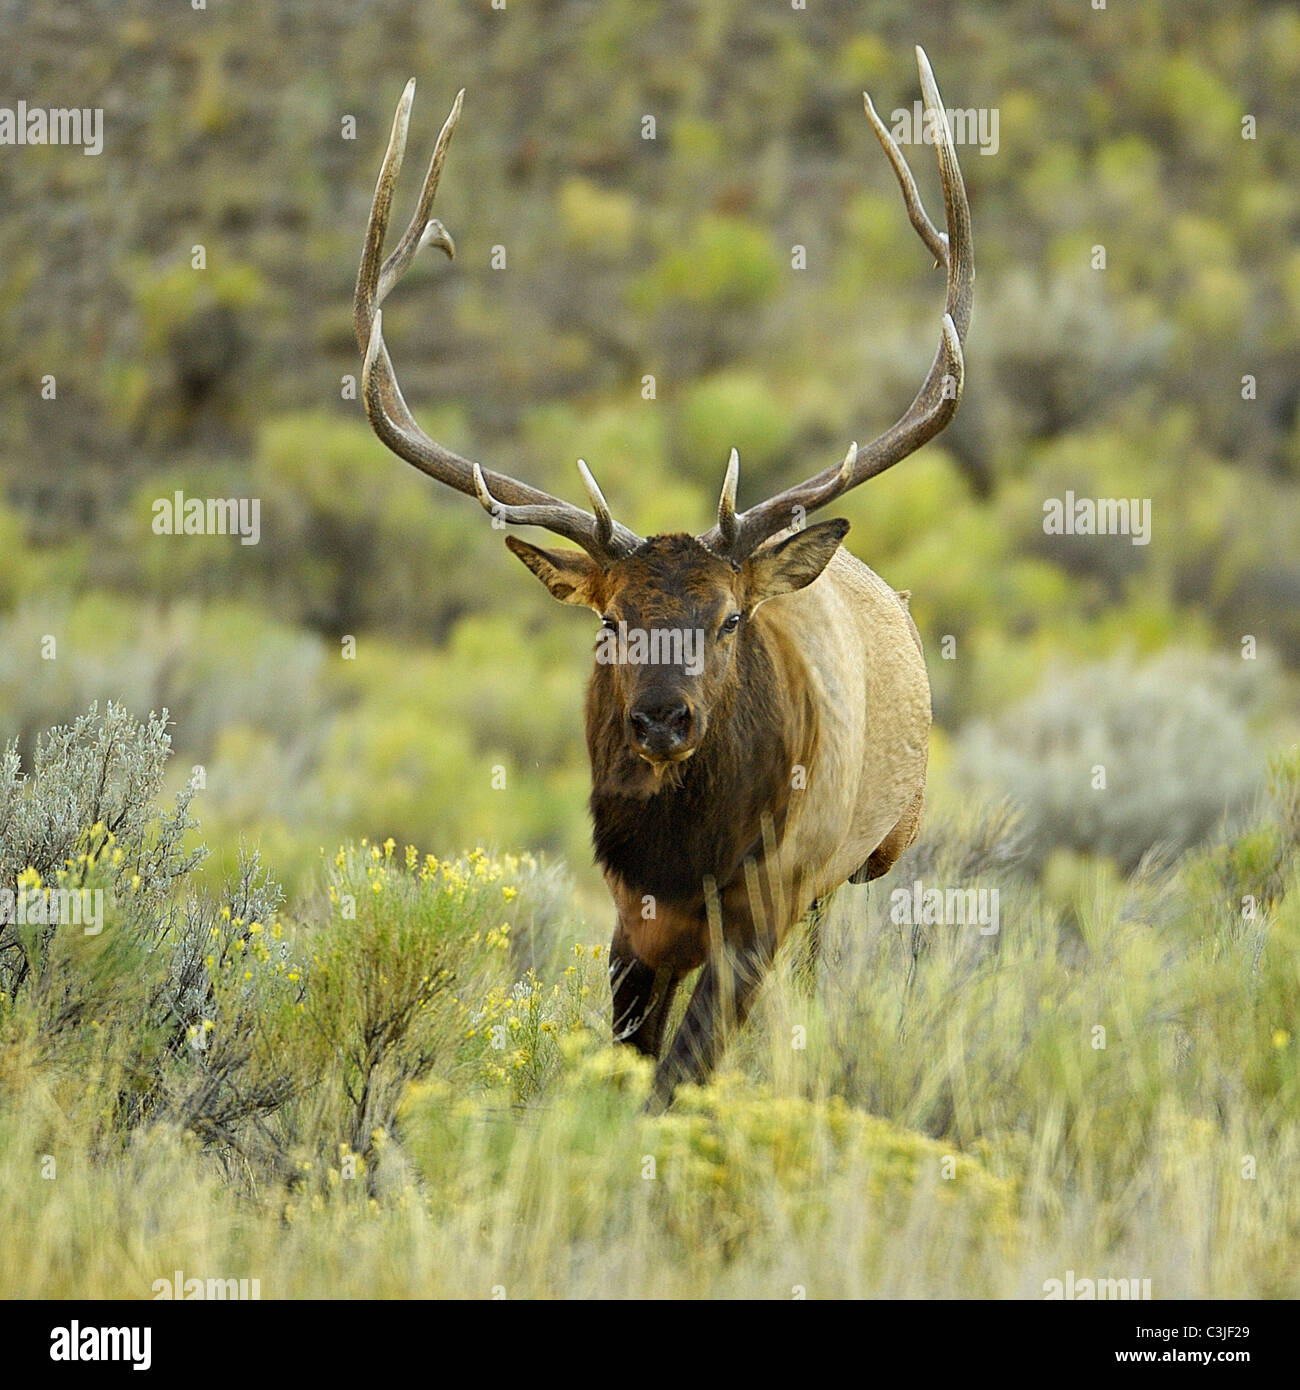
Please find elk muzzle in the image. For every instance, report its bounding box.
[627,696,697,762]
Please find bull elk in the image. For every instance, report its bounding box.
[354,47,973,1110]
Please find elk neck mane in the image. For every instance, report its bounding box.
[586,606,819,905]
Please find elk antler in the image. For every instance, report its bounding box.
[699,46,975,561]
[355,80,642,563]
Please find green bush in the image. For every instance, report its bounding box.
[630,214,782,313]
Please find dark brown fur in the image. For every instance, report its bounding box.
[587,601,813,905]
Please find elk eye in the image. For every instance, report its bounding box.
[719,613,742,637]
[600,615,617,631]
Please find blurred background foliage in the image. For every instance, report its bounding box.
[0,0,1296,907]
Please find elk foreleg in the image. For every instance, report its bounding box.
[645,937,773,1113]
[609,930,680,1058]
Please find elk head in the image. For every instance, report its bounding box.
[354,48,972,774]
[505,518,849,775]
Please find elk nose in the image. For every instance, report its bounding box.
[628,700,692,755]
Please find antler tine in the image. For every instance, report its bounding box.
[577,459,616,549]
[355,82,641,563]
[915,45,974,339]
[472,461,629,561]
[377,87,464,306]
[699,46,973,560]
[863,91,946,269]
[710,443,856,556]
[715,449,740,550]
[355,79,413,352]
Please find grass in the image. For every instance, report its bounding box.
[1,709,1298,1298]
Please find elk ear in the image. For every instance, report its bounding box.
[744,518,849,609]
[505,536,604,609]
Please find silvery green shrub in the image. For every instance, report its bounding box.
[955,649,1279,873]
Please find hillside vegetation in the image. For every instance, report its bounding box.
[2,707,1299,1297]
[0,0,1297,1297]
